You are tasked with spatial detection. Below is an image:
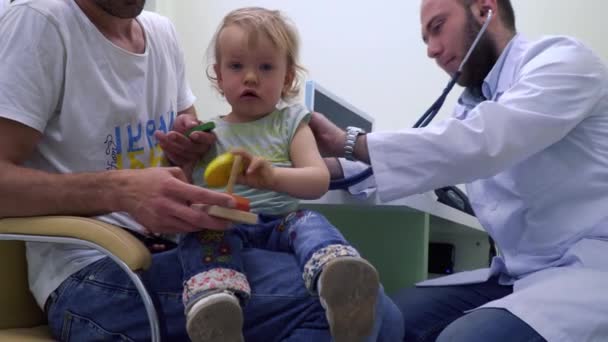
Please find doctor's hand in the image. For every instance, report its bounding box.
[231,149,277,191]
[155,114,216,168]
[308,112,346,158]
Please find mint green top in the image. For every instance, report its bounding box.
[194,104,311,215]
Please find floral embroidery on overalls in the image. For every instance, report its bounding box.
[278,210,311,241]
[198,231,233,263]
[216,242,233,263]
[202,245,215,263]
[198,230,225,243]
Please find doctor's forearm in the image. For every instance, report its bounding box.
[353,134,371,164]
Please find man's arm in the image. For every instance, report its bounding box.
[0,118,120,217]
[0,117,234,232]
[178,105,197,119]
[308,111,371,164]
[352,134,370,164]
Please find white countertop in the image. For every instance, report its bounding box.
[303,190,484,232]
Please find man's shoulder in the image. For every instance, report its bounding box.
[11,0,73,21]
[521,35,595,64]
[138,10,169,24]
[511,35,605,77]
[527,35,586,52]
[2,0,78,43]
[138,10,174,36]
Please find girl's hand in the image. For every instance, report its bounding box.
[231,148,277,190]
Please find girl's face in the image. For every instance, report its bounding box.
[215,25,293,122]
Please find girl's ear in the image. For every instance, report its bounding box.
[283,67,295,95]
[213,64,225,95]
[214,64,223,83]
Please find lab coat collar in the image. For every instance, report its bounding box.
[457,34,527,115]
[482,33,528,100]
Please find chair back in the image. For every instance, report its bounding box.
[0,240,46,329]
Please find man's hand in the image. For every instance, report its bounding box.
[117,167,235,234]
[154,113,215,169]
[308,112,346,158]
[231,149,277,190]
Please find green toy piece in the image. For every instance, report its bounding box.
[186,121,216,137]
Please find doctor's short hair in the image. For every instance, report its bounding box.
[460,0,516,32]
[206,7,305,101]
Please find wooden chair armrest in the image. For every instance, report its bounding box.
[0,216,151,270]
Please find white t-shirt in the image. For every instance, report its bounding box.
[0,0,195,308]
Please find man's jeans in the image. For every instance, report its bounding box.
[46,247,404,341]
[391,277,545,342]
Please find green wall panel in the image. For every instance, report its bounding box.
[302,204,429,295]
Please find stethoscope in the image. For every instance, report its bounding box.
[329,9,494,193]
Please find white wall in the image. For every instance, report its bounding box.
[154,0,608,130]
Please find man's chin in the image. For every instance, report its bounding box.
[453,73,469,87]
[456,77,469,87]
[456,71,485,89]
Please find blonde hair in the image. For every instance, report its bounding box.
[207,7,305,101]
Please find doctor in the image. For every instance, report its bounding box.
[310,0,608,341]
[0,0,9,14]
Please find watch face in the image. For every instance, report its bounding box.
[347,126,365,134]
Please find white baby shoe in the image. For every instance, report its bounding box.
[318,257,380,342]
[186,292,244,342]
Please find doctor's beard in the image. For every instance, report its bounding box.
[457,10,500,89]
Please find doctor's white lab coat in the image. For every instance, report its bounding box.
[361,35,608,341]
[0,0,8,15]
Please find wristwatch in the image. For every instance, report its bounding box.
[344,126,366,161]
